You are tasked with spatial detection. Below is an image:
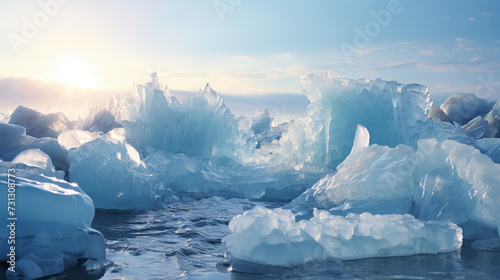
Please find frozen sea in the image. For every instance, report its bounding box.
[2,198,497,280]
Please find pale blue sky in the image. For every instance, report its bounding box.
[1,0,499,102]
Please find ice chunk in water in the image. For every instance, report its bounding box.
[0,160,105,279]
[68,128,171,209]
[6,247,77,280]
[223,206,462,266]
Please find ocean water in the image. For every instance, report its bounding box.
[2,197,499,280]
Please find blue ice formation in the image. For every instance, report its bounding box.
[0,150,105,279]
[67,128,175,210]
[118,74,244,166]
[66,127,321,210]
[8,106,74,139]
[287,130,416,217]
[485,99,500,137]
[223,206,462,266]
[413,138,500,239]
[271,73,469,170]
[0,122,69,172]
[440,93,494,125]
[286,125,500,239]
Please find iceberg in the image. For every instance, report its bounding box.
[440,93,494,125]
[428,104,452,123]
[0,122,69,172]
[67,127,321,209]
[485,99,500,138]
[147,150,322,202]
[474,138,500,163]
[118,76,244,166]
[12,149,65,179]
[412,138,500,239]
[287,125,415,216]
[8,106,74,138]
[251,109,273,135]
[223,206,462,266]
[0,152,105,279]
[272,73,468,170]
[80,108,121,134]
[57,129,100,151]
[461,116,497,138]
[68,128,175,210]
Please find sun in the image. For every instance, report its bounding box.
[56,58,100,88]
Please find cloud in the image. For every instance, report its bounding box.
[230,52,292,61]
[312,60,417,73]
[455,38,478,51]
[230,56,256,61]
[266,52,292,59]
[469,17,475,21]
[417,59,497,73]
[482,11,494,16]
[418,49,436,56]
[236,64,308,81]
[440,16,452,21]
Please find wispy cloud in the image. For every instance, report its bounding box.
[417,59,497,73]
[418,49,436,56]
[440,16,452,22]
[230,52,292,61]
[482,11,494,16]
[230,56,256,61]
[314,60,417,73]
[236,64,308,81]
[455,38,478,51]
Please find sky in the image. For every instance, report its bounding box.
[1,0,499,116]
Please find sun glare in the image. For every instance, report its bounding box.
[56,58,100,88]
